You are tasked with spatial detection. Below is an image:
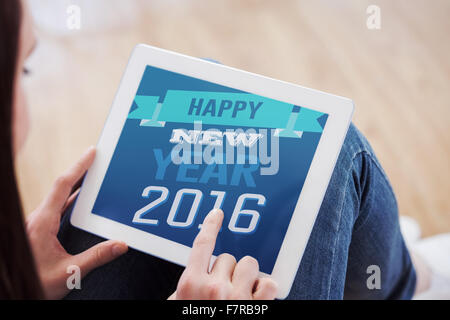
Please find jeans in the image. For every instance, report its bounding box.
[58,123,416,299]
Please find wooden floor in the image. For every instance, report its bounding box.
[17,0,449,236]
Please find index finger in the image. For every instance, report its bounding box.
[186,208,224,274]
[43,146,96,213]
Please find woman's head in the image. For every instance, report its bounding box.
[12,0,36,153]
[0,0,43,299]
[0,0,35,154]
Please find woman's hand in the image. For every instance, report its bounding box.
[26,146,128,299]
[169,209,278,300]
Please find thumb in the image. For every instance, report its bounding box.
[72,240,128,276]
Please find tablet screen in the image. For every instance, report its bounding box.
[92,65,328,274]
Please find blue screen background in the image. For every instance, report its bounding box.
[92,66,327,274]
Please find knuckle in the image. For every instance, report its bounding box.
[204,281,225,300]
[94,245,106,264]
[260,278,278,293]
[177,275,196,297]
[25,218,35,235]
[55,175,70,190]
[194,234,213,247]
[26,225,38,241]
[74,161,84,172]
[25,216,43,240]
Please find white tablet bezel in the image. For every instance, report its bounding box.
[70,44,354,299]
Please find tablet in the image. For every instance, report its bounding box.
[71,44,354,299]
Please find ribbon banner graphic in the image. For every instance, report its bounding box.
[128,90,326,138]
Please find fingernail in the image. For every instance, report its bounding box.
[208,208,223,220]
[210,208,223,215]
[112,242,128,257]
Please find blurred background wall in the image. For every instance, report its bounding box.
[17,0,449,236]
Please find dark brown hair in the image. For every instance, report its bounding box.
[0,0,44,299]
